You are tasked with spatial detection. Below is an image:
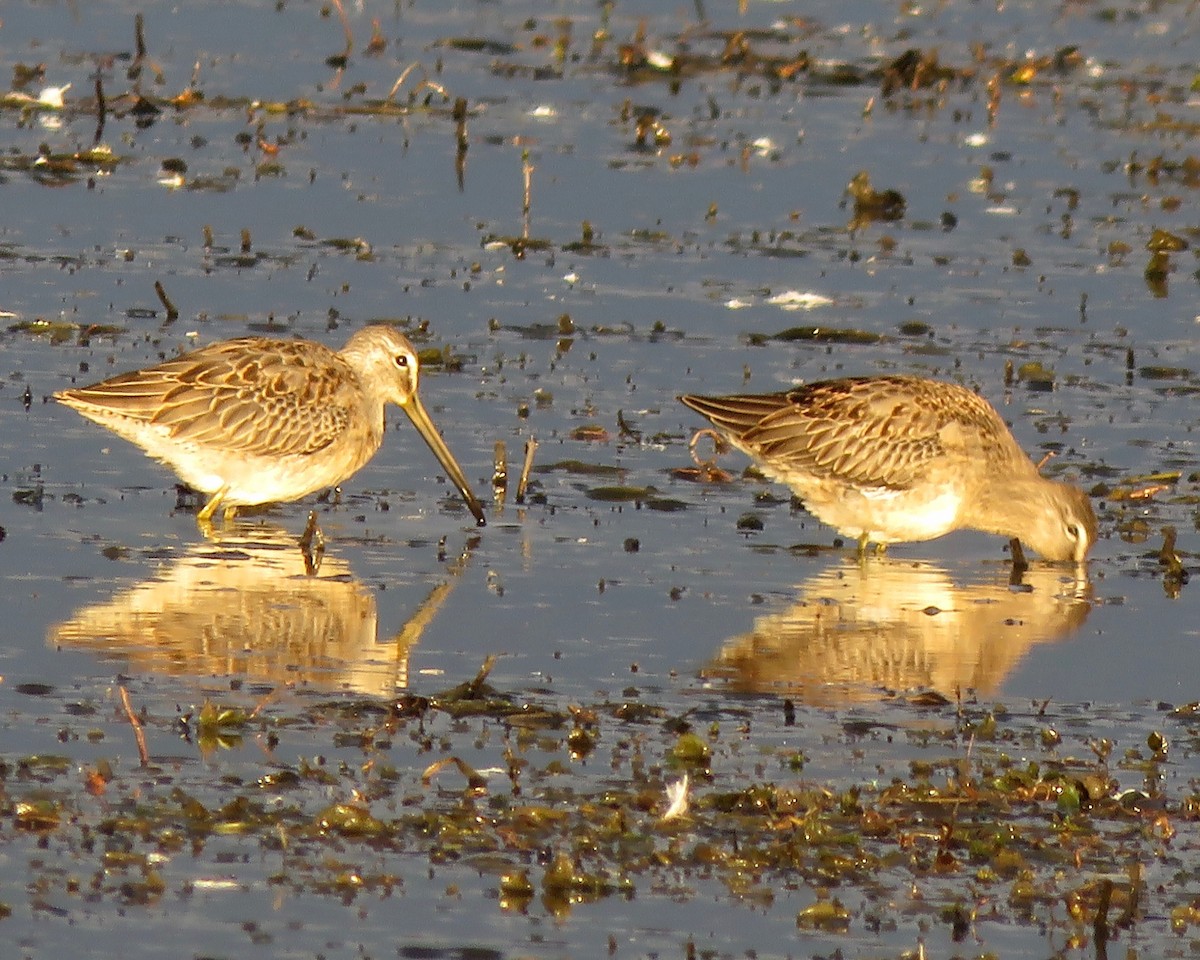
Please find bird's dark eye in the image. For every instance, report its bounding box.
[394,354,409,368]
[1066,523,1080,541]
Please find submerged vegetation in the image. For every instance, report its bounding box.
[4,664,1199,955]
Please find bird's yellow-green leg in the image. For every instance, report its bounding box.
[196,486,230,524]
[223,505,239,522]
[1008,537,1028,572]
[855,534,889,561]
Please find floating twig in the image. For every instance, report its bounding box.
[1159,525,1188,596]
[135,12,148,61]
[118,684,150,767]
[128,13,166,84]
[418,78,449,100]
[493,440,508,504]
[522,150,535,241]
[690,428,728,466]
[154,280,179,322]
[421,755,487,792]
[466,655,496,698]
[386,62,422,101]
[385,62,450,104]
[329,0,354,60]
[1093,877,1113,949]
[674,428,734,483]
[247,688,280,724]
[1109,483,1172,502]
[986,72,1002,126]
[616,409,642,442]
[516,437,538,503]
[454,96,469,191]
[1117,862,1141,929]
[365,18,387,55]
[93,72,107,146]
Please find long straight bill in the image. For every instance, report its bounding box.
[402,395,487,527]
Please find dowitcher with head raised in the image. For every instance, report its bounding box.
[680,375,1096,562]
[57,325,487,529]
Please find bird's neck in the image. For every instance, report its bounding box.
[372,404,388,444]
[966,470,1051,538]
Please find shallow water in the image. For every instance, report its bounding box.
[2,0,1199,957]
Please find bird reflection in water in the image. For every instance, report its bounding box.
[49,525,475,696]
[702,558,1092,705]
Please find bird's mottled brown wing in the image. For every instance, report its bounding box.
[58,338,356,458]
[679,392,798,437]
[684,377,1014,490]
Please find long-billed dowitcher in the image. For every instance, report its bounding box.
[679,376,1096,562]
[56,325,487,528]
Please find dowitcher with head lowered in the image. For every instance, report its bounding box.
[57,325,487,529]
[680,375,1096,562]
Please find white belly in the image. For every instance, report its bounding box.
[772,469,964,544]
[115,421,376,507]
